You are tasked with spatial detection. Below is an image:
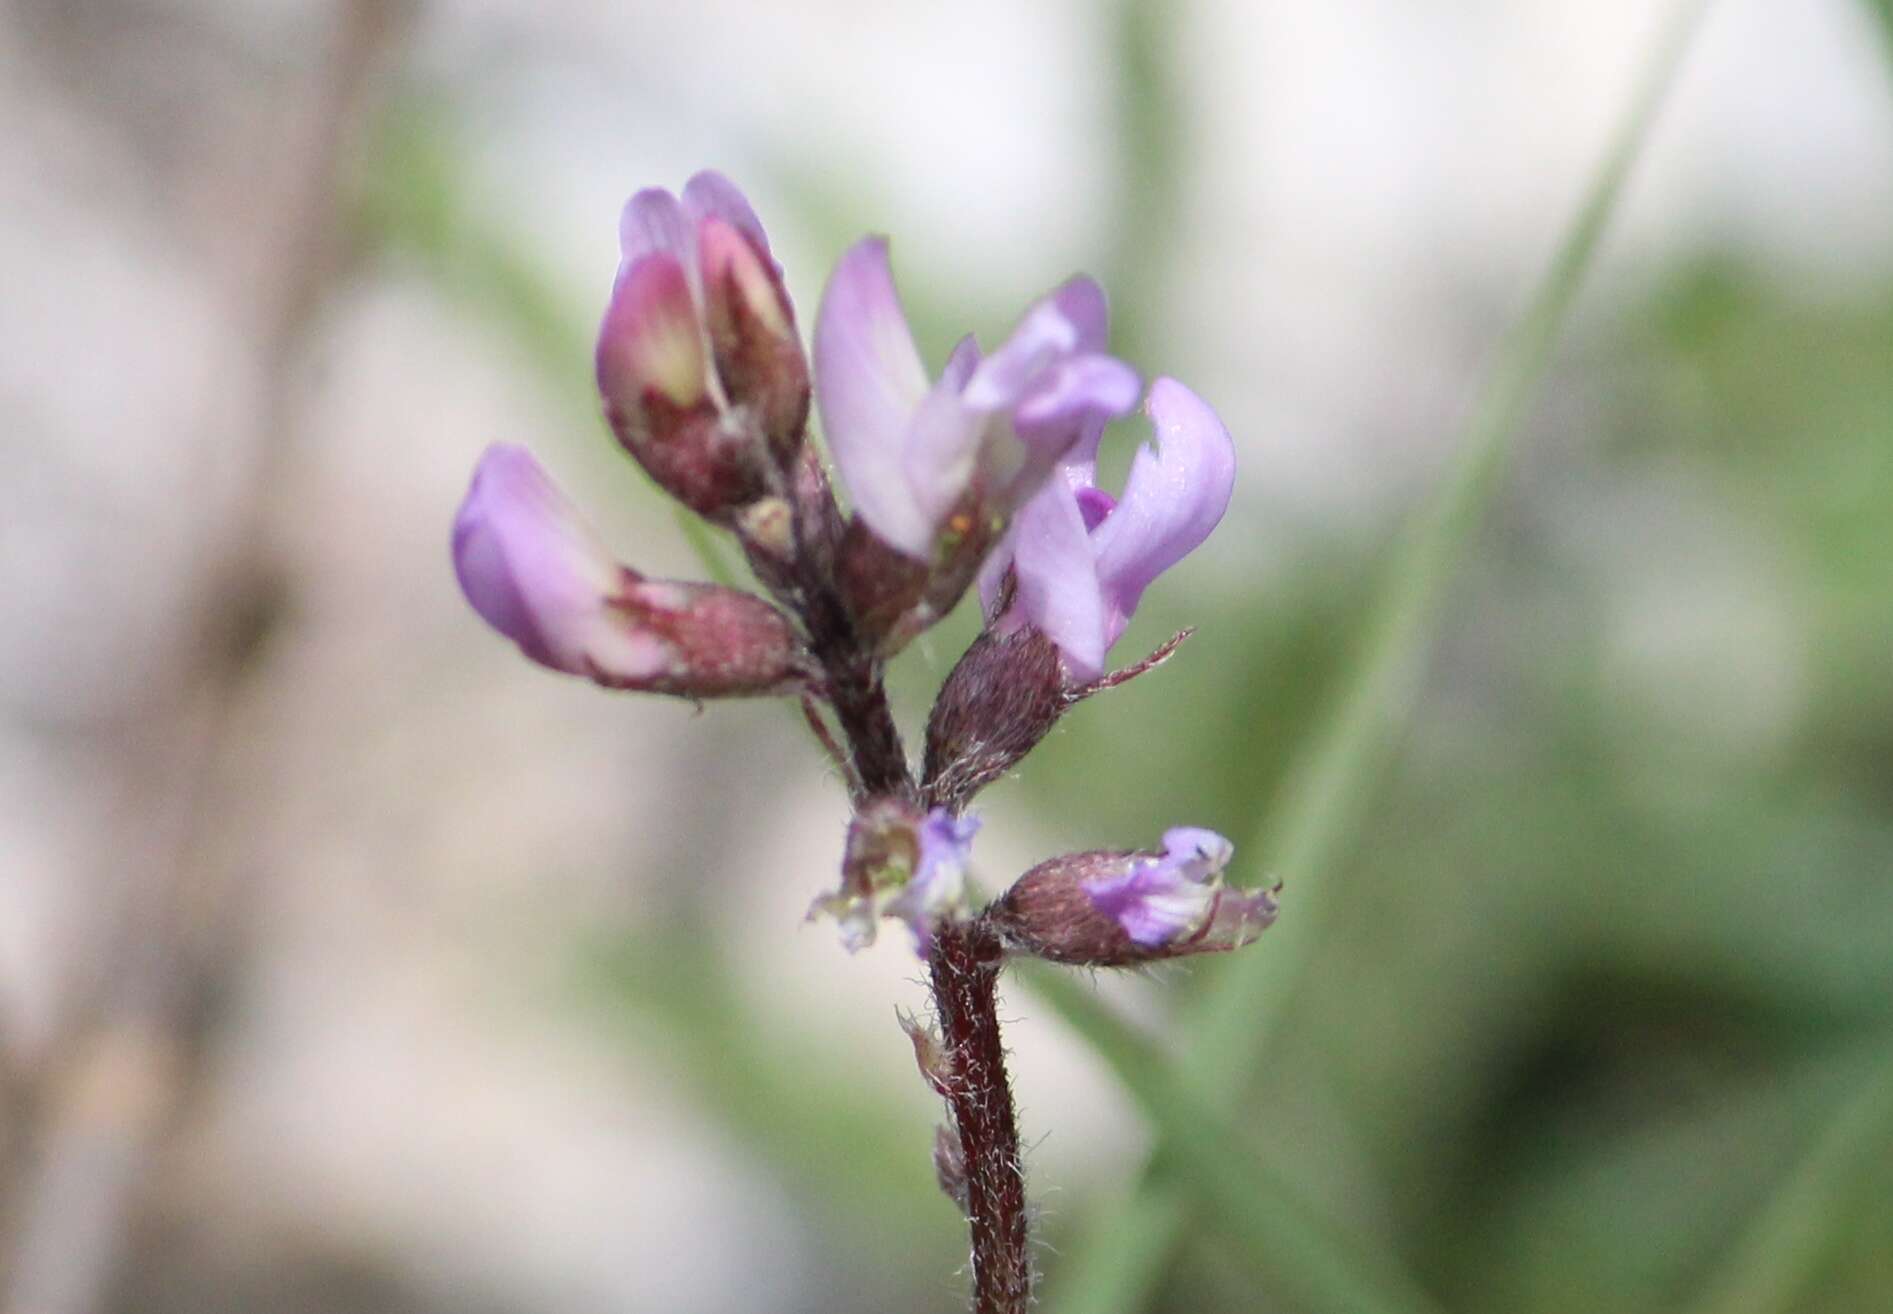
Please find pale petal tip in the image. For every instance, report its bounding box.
[682,170,772,258]
[1162,826,1234,874]
[617,187,689,267]
[1050,276,1110,352]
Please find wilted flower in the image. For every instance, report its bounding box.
[885,810,983,956]
[452,444,808,696]
[981,377,1236,681]
[990,827,1276,967]
[809,801,980,955]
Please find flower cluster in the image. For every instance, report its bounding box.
[452,169,1279,1310]
[452,169,1271,966]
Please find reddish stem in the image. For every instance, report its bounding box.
[768,451,1031,1310]
[930,919,1032,1313]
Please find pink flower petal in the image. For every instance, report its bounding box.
[1090,377,1236,647]
[617,187,691,272]
[1008,478,1109,679]
[814,238,935,554]
[681,170,772,261]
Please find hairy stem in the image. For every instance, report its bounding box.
[781,493,1031,1311]
[830,656,1032,1311]
[931,920,1032,1314]
[822,649,910,798]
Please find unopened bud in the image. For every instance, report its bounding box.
[989,829,1277,967]
[921,620,1192,811]
[597,254,767,520]
[700,217,810,458]
[453,445,808,697]
[921,626,1067,812]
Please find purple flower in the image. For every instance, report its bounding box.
[808,802,980,956]
[596,172,807,519]
[980,377,1236,681]
[813,239,1141,559]
[1081,827,1239,947]
[989,826,1277,967]
[452,444,807,696]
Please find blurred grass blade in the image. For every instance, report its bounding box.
[355,99,738,587]
[1684,1048,1893,1314]
[1044,1188,1190,1314]
[1025,968,1447,1314]
[1865,0,1893,65]
[1037,3,1714,1310]
[1198,0,1712,1085]
[1102,0,1183,365]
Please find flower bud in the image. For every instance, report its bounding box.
[597,173,806,522]
[736,495,795,563]
[921,619,1191,812]
[597,255,768,520]
[989,828,1277,967]
[921,626,1067,813]
[452,445,808,697]
[699,216,809,459]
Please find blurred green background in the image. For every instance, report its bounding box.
[2,1,1891,1312]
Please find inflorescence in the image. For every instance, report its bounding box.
[451,170,1278,1313]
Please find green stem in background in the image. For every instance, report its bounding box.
[1036,2,1715,1311]
[1865,0,1893,68]
[1103,0,1184,367]
[1196,0,1712,1092]
[1042,1189,1188,1314]
[1682,1047,1893,1314]
[1027,967,1448,1314]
